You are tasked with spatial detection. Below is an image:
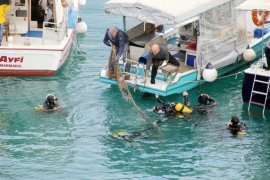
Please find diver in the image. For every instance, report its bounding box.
[153,91,192,118]
[35,94,60,112]
[197,93,216,106]
[227,116,246,136]
[111,129,147,142]
[195,93,216,115]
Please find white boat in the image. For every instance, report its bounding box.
[100,0,270,96]
[237,0,270,112]
[0,0,80,76]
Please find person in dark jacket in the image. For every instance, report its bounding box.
[103,27,130,72]
[144,44,180,84]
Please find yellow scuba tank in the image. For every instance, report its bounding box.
[175,103,192,114]
[236,130,246,137]
[111,130,127,138]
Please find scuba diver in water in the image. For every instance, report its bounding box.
[111,129,147,142]
[195,93,217,115]
[227,116,246,136]
[112,92,192,142]
[197,94,216,106]
[153,91,192,118]
[35,94,60,112]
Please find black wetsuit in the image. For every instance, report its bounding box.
[103,28,129,57]
[196,95,217,115]
[228,123,245,135]
[154,96,189,118]
[42,101,59,110]
[153,102,177,118]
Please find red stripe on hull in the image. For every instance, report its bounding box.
[0,70,56,76]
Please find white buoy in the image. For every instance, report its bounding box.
[202,63,218,82]
[76,18,87,34]
[243,48,256,62]
[79,0,86,6]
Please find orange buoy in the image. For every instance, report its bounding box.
[252,9,269,26]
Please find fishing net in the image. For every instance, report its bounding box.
[108,45,150,122]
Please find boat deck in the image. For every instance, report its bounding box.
[0,29,74,49]
[244,66,270,77]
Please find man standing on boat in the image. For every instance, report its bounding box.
[144,44,180,84]
[103,27,130,73]
[0,0,10,46]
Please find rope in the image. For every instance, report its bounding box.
[109,45,151,122]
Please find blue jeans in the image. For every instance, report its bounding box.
[0,24,3,46]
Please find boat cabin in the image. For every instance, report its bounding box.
[2,0,67,46]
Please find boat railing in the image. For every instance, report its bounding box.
[42,20,68,44]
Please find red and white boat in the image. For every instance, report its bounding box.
[0,0,79,76]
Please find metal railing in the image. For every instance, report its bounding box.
[42,19,68,44]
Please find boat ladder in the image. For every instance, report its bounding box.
[248,75,270,114]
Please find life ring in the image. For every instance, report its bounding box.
[252,9,269,26]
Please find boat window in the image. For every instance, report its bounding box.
[16,10,27,17]
[15,0,26,6]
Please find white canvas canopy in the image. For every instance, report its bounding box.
[105,0,233,24]
[236,0,270,11]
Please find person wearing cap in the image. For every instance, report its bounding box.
[227,116,246,136]
[103,27,130,74]
[41,94,60,111]
[144,44,180,84]
[0,0,11,45]
[153,91,192,118]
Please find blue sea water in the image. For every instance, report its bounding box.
[0,1,270,179]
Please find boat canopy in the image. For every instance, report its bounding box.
[236,0,270,11]
[105,0,233,24]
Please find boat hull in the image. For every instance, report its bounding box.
[0,30,74,76]
[242,69,270,109]
[99,57,252,96]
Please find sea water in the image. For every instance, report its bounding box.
[0,1,269,179]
